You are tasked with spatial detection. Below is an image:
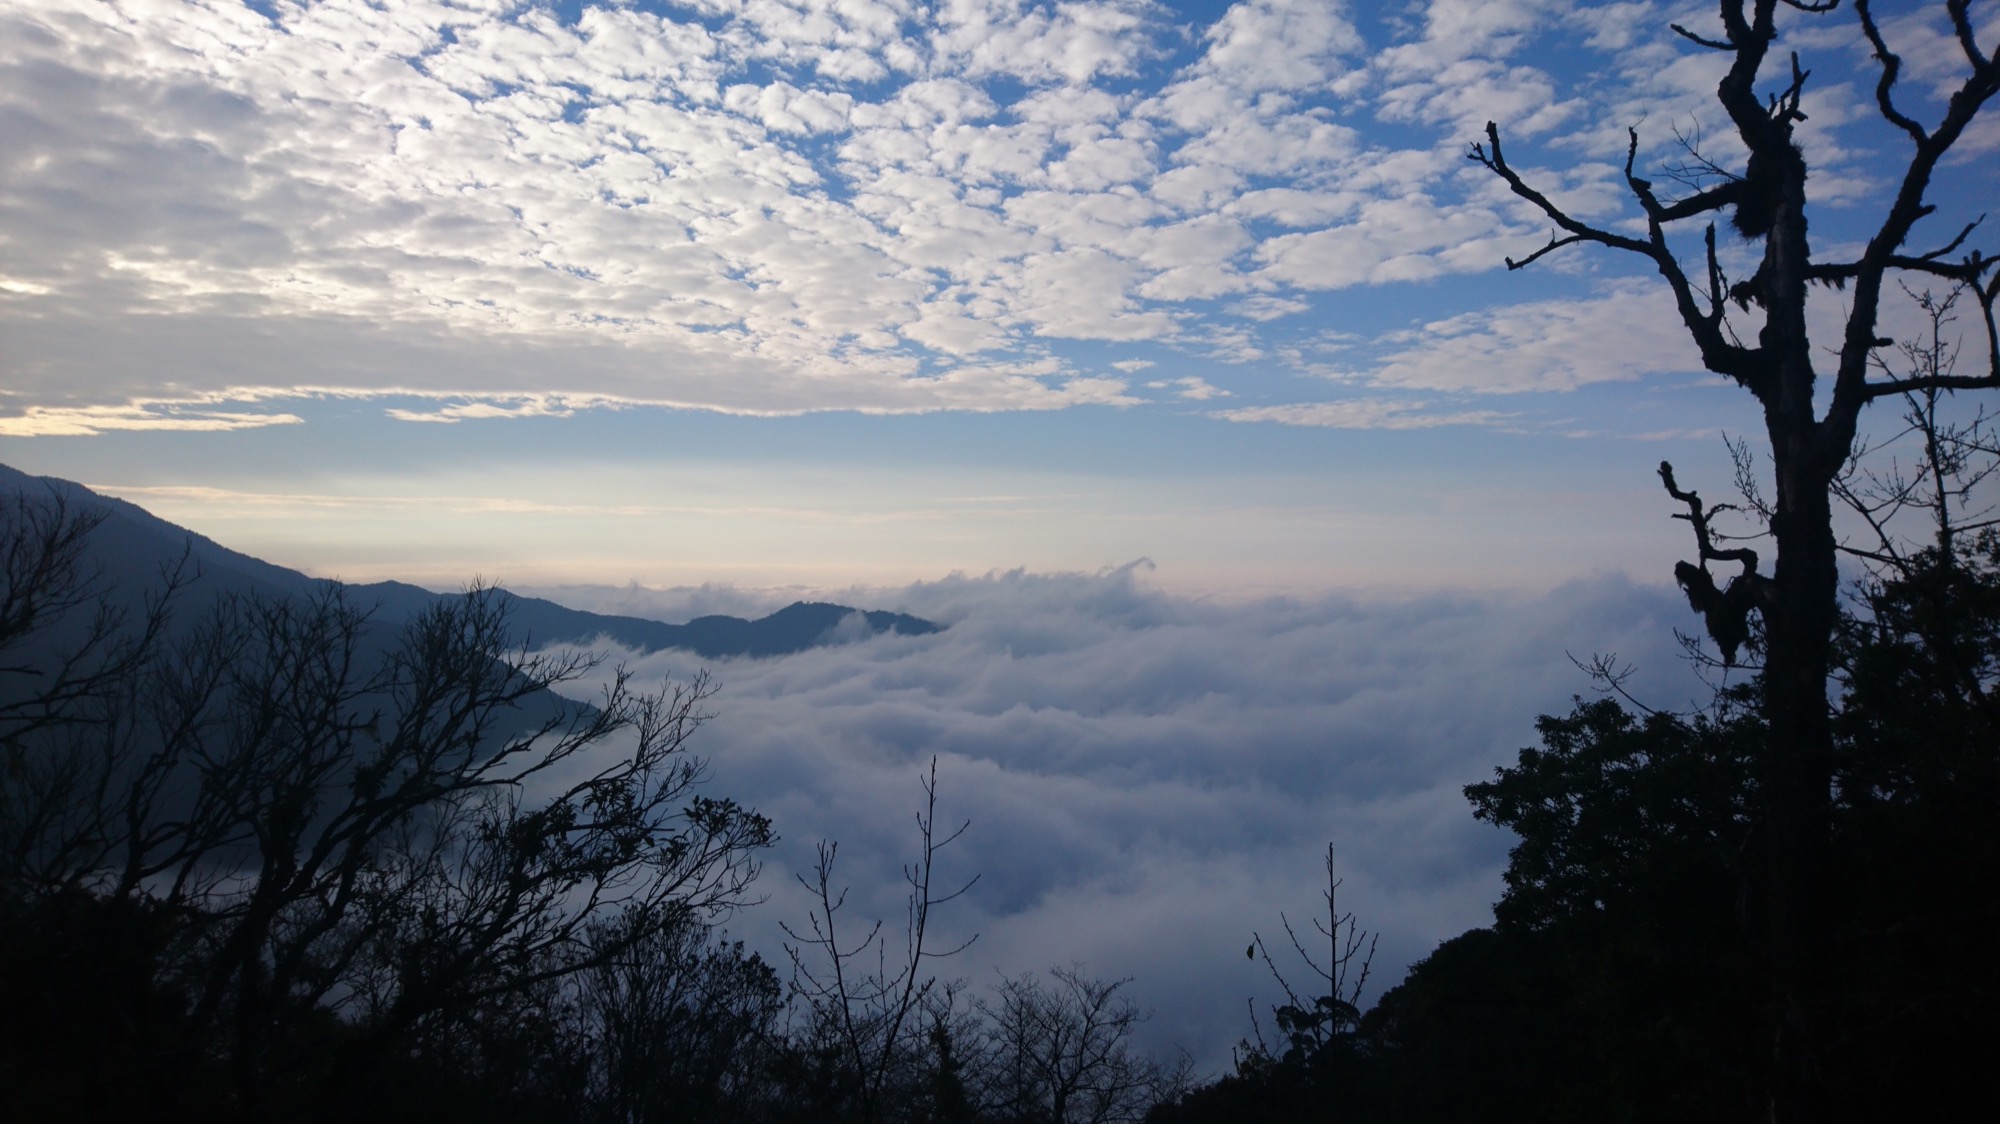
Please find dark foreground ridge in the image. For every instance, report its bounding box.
[0,462,941,658]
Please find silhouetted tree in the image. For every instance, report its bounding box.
[577,915,787,1123]
[977,966,1185,1124]
[1821,544,2000,1118]
[1152,703,1768,1124]
[1242,845,1375,1070]
[921,1009,982,1124]
[781,757,978,1124]
[0,480,1227,1124]
[0,486,186,792]
[1470,3,2000,1116]
[1458,696,1768,1120]
[1366,542,1998,1120]
[0,494,772,1121]
[1147,849,1375,1123]
[1156,488,1998,1123]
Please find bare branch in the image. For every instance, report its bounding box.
[1661,461,1769,666]
[782,758,976,1123]
[1505,230,1591,270]
[1828,5,2000,444]
[1858,371,2000,401]
[1567,651,1667,716]
[1947,0,1991,71]
[1671,22,1735,51]
[1661,461,1762,572]
[1469,122,1654,260]
[1805,249,1995,303]
[1918,216,1985,262]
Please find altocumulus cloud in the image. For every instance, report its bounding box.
[14,0,1935,435]
[533,563,1707,1069]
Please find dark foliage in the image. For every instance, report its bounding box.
[0,486,775,1123]
[1474,2,2000,1116]
[1818,539,2000,1118]
[1156,533,2000,1123]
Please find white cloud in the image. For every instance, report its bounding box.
[723,80,856,134]
[1253,194,1519,290]
[1194,0,1364,94]
[1358,283,1707,394]
[929,0,1164,87]
[0,0,1970,428]
[1186,323,1265,363]
[0,401,305,437]
[1377,57,1579,138]
[1145,376,1230,400]
[382,396,584,424]
[1216,398,1509,429]
[1227,294,1309,321]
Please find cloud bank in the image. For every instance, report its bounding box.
[534,563,1711,1069]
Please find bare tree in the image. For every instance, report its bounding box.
[782,756,978,1124]
[1834,284,2000,571]
[0,486,186,767]
[977,966,1188,1124]
[1468,3,2000,1118]
[1244,844,1376,1069]
[0,520,772,1117]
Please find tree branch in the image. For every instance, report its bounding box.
[1469,123,1653,257]
[1472,119,1770,392]
[1661,461,1768,666]
[1505,231,1590,270]
[1947,0,1990,71]
[1824,5,2000,461]
[1661,461,1761,571]
[1858,371,2000,402]
[1858,0,1932,144]
[1671,22,1735,51]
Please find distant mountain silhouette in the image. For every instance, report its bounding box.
[0,463,942,658]
[488,595,941,659]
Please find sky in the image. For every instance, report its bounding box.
[3,0,1997,1074]
[4,0,1992,591]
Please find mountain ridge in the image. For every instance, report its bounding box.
[0,463,942,659]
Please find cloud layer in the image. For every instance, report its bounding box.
[535,563,1711,1069]
[5,0,1974,433]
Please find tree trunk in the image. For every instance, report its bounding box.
[1759,472,1835,1124]
[1755,104,1835,1123]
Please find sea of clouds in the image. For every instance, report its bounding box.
[526,563,1715,1071]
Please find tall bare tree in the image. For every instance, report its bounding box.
[1470,2,1998,1119]
[782,757,978,1124]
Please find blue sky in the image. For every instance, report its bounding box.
[6,0,1991,590]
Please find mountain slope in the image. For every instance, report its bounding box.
[0,464,941,658]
